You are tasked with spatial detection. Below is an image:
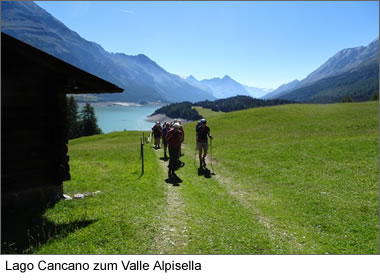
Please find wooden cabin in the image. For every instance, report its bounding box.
[1,32,124,208]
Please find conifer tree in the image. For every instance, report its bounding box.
[78,103,103,136]
[342,96,353,103]
[66,95,79,139]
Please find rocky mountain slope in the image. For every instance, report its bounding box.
[1,1,215,103]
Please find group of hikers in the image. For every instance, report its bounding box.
[151,118,213,180]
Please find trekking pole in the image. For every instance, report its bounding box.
[141,137,144,175]
[193,142,198,169]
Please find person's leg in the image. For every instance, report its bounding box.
[164,142,168,158]
[202,143,209,166]
[173,148,180,175]
[196,142,202,166]
[168,147,176,177]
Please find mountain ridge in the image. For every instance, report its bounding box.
[266,38,378,101]
[297,38,379,88]
[183,74,272,99]
[1,1,215,103]
[262,79,300,99]
[279,56,379,103]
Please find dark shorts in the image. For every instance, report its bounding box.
[196,141,208,152]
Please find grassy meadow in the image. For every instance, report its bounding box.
[35,132,166,254]
[12,101,378,254]
[184,101,379,254]
[192,106,225,118]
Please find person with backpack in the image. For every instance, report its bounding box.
[152,121,162,149]
[166,122,184,179]
[196,119,213,168]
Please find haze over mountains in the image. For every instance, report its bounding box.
[1,1,378,104]
[184,75,271,99]
[182,75,271,99]
[1,1,216,103]
[263,38,379,102]
[262,80,300,100]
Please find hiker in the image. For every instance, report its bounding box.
[196,119,213,168]
[152,121,162,149]
[162,122,170,159]
[166,122,184,178]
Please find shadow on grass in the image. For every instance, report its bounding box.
[198,167,215,178]
[1,204,96,254]
[159,156,169,162]
[165,175,183,186]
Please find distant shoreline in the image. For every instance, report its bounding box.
[145,114,193,125]
[78,101,163,107]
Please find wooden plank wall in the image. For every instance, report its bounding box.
[2,80,70,207]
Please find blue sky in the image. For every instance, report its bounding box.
[35,1,378,89]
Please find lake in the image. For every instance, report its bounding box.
[85,103,162,133]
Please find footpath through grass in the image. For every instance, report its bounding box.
[186,101,379,254]
[19,101,378,254]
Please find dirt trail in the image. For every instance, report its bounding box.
[182,143,305,252]
[151,142,305,253]
[213,165,305,251]
[151,147,189,254]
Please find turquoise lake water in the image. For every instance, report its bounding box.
[88,104,161,133]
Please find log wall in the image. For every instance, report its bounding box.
[2,73,70,208]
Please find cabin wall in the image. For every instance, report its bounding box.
[1,74,70,208]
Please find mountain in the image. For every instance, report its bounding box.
[279,56,379,103]
[266,38,379,102]
[298,38,379,88]
[1,1,215,103]
[184,75,214,94]
[197,75,251,99]
[184,75,271,99]
[243,85,273,99]
[261,79,300,99]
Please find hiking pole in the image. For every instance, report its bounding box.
[141,137,144,175]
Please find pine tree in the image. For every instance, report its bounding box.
[342,96,353,103]
[78,103,102,136]
[370,92,379,101]
[66,95,79,139]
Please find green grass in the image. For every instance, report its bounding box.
[189,101,379,254]
[192,106,225,119]
[35,131,166,254]
[11,101,378,254]
[171,150,284,254]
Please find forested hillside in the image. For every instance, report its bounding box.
[151,102,203,121]
[150,96,297,120]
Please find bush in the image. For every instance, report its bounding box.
[342,96,353,103]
